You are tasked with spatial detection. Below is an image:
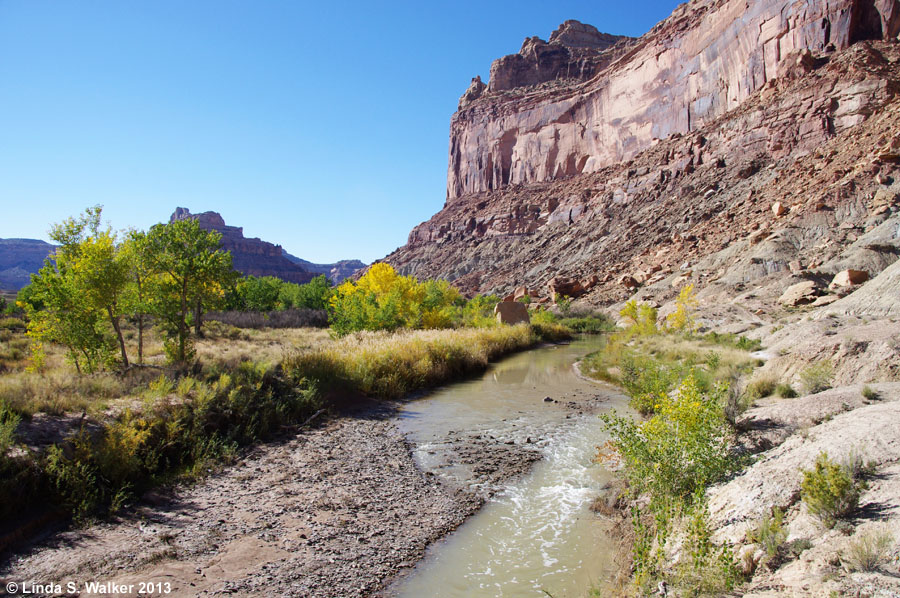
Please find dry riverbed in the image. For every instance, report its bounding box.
[1,400,553,598]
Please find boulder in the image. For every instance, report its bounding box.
[494,301,530,325]
[619,275,639,288]
[547,276,585,298]
[513,286,531,302]
[778,280,820,306]
[828,269,869,290]
[772,201,787,217]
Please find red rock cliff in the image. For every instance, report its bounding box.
[447,0,900,200]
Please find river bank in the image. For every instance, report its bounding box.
[3,339,620,598]
[2,402,510,597]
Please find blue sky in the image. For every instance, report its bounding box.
[0,0,681,263]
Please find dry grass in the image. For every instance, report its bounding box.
[284,324,563,399]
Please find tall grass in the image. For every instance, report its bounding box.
[284,323,569,398]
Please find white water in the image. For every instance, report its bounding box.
[391,338,627,598]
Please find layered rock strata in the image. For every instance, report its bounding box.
[447,1,900,200]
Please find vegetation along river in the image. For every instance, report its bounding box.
[389,336,629,598]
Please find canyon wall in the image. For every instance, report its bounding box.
[447,0,900,200]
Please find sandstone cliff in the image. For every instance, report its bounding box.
[388,0,900,307]
[446,1,900,200]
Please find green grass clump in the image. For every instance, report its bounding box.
[0,317,26,331]
[801,452,859,527]
[701,331,762,352]
[748,508,788,559]
[861,385,880,401]
[842,528,894,572]
[800,361,834,394]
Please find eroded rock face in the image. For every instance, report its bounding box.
[389,0,900,305]
[447,0,900,200]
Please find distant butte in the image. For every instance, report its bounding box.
[170,208,364,284]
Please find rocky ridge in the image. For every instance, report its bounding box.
[170,208,364,284]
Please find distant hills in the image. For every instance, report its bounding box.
[0,210,365,291]
[0,238,57,291]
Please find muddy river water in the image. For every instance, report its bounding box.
[389,337,629,598]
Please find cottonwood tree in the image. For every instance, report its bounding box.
[120,229,153,364]
[25,207,128,372]
[144,218,235,364]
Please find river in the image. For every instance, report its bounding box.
[389,336,629,598]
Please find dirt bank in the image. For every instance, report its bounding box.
[1,401,541,598]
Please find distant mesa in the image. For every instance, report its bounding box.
[0,238,57,291]
[170,208,364,284]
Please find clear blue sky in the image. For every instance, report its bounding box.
[0,0,681,263]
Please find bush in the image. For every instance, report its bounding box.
[619,353,683,415]
[602,375,735,506]
[746,376,777,400]
[775,383,798,398]
[558,314,616,334]
[801,452,859,527]
[206,309,328,329]
[842,528,894,572]
[800,361,834,394]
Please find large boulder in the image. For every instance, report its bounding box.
[494,301,530,325]
[828,269,869,290]
[778,280,820,306]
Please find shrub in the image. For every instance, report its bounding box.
[842,528,894,572]
[619,353,683,415]
[620,300,658,335]
[207,308,328,329]
[529,307,558,325]
[749,508,787,558]
[801,452,859,527]
[558,314,616,334]
[775,383,798,398]
[746,376,777,400]
[665,284,697,333]
[602,375,735,506]
[800,361,834,394]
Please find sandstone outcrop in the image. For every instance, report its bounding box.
[494,301,530,325]
[390,31,900,305]
[778,280,821,306]
[828,268,869,288]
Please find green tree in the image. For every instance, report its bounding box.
[24,207,119,373]
[120,230,154,364]
[144,219,235,364]
[240,276,283,311]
